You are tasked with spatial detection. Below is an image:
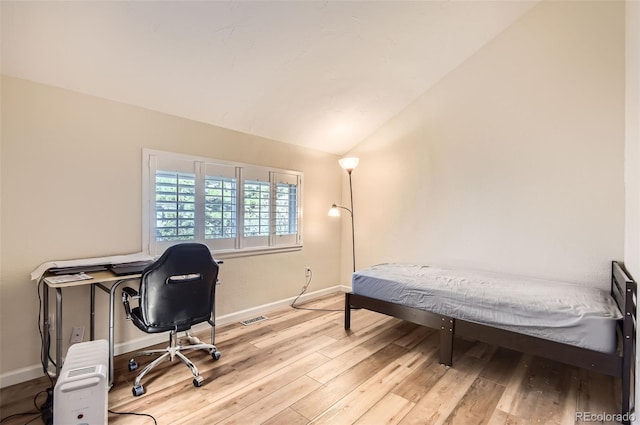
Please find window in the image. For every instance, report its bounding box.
[143,149,302,257]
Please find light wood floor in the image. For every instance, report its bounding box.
[0,293,621,425]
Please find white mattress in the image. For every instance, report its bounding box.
[352,263,622,353]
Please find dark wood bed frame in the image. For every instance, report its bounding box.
[345,261,637,424]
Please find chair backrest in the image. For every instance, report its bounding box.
[138,243,219,332]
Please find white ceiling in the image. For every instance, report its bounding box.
[1,1,537,155]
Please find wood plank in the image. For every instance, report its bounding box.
[216,376,321,425]
[308,322,428,384]
[441,377,505,425]
[484,408,510,425]
[494,353,531,414]
[319,314,403,359]
[262,407,310,425]
[397,344,497,425]
[387,331,445,403]
[496,356,578,424]
[354,393,415,425]
[478,347,523,386]
[292,342,409,420]
[174,352,328,424]
[250,311,343,348]
[576,368,621,425]
[308,337,436,424]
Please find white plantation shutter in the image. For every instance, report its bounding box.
[272,172,300,246]
[242,167,270,248]
[155,171,196,242]
[143,149,302,257]
[148,155,199,254]
[204,163,238,250]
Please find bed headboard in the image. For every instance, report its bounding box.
[612,261,637,337]
[612,261,637,417]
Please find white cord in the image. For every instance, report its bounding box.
[290,270,342,312]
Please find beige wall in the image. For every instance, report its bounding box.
[0,76,342,380]
[344,1,625,287]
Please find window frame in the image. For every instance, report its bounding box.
[142,149,303,258]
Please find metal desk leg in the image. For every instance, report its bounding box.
[96,277,138,388]
[108,279,127,387]
[55,288,63,378]
[41,280,51,376]
[90,284,95,340]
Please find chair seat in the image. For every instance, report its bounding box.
[130,307,193,334]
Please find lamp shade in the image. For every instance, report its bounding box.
[338,157,359,171]
[328,204,341,217]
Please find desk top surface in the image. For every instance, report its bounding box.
[42,270,141,288]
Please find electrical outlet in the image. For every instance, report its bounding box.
[70,326,85,344]
[305,267,312,277]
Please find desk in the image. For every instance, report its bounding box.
[40,270,141,387]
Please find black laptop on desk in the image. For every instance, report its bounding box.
[109,261,154,276]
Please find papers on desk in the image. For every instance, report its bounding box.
[31,252,154,281]
[44,273,93,285]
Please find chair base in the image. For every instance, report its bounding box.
[128,330,220,396]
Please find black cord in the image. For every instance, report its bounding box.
[0,397,159,425]
[291,270,343,312]
[37,279,56,379]
[109,409,158,425]
[24,415,43,425]
[0,386,53,424]
[0,412,40,424]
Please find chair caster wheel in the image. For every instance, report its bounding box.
[132,384,145,396]
[128,359,138,371]
[193,376,204,387]
[211,350,221,360]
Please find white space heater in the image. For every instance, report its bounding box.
[54,339,109,425]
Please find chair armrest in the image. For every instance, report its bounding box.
[122,287,140,319]
[215,259,223,284]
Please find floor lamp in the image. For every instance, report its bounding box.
[329,157,359,273]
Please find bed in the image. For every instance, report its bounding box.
[344,261,636,423]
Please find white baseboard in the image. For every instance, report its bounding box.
[0,285,345,389]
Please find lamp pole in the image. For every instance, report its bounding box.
[332,157,359,273]
[346,169,355,273]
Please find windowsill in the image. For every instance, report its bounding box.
[212,244,303,260]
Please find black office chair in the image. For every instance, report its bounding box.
[122,243,221,396]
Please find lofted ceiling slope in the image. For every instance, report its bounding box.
[1,1,537,154]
